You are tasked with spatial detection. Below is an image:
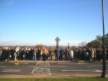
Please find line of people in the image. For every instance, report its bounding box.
[0,47,108,62]
[0,47,49,61]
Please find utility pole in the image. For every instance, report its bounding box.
[68,43,70,50]
[101,0,106,78]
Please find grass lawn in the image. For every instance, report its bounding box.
[0,77,108,81]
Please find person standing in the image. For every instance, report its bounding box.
[70,49,74,61]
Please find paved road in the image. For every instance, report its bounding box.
[0,61,108,77]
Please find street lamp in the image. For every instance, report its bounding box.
[101,0,106,78]
[55,37,60,60]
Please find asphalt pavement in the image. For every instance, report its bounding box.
[0,61,108,78]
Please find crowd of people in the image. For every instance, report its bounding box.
[0,46,108,62]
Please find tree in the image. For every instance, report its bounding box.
[87,33,108,48]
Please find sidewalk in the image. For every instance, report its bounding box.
[1,60,108,64]
[0,73,108,78]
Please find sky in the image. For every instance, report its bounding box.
[0,0,108,46]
